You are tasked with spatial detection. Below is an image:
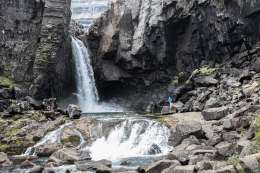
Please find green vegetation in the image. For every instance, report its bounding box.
[5,127,19,138]
[227,155,245,173]
[61,135,81,146]
[0,143,8,151]
[0,76,15,88]
[254,115,260,149]
[192,65,218,76]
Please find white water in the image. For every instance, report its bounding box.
[71,37,123,113]
[24,123,85,155]
[86,118,172,161]
[24,117,172,165]
[72,37,99,112]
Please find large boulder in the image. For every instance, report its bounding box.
[169,121,203,146]
[66,104,82,119]
[202,107,230,121]
[48,148,91,165]
[35,143,63,157]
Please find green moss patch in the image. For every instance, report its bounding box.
[0,76,15,88]
[254,115,260,149]
[61,135,81,146]
[192,65,218,76]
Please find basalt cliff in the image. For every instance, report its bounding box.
[87,0,260,111]
[0,0,74,99]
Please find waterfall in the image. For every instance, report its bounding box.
[71,37,123,112]
[85,118,172,161]
[71,37,100,112]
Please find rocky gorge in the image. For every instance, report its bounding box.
[0,0,260,173]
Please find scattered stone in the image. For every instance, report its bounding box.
[240,153,260,173]
[202,106,230,121]
[42,98,57,111]
[215,141,235,157]
[76,159,112,172]
[28,165,44,173]
[66,104,82,119]
[215,165,237,173]
[138,160,179,173]
[174,165,196,173]
[0,152,12,167]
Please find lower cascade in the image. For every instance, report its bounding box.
[87,118,172,161]
[24,116,172,168]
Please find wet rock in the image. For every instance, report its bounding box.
[240,153,260,173]
[193,76,218,87]
[7,100,31,114]
[49,148,91,165]
[42,98,57,111]
[75,159,112,172]
[66,104,82,119]
[173,165,196,173]
[0,152,12,167]
[28,165,44,173]
[9,155,38,165]
[35,143,63,157]
[167,151,190,165]
[20,160,36,169]
[202,107,230,121]
[161,160,181,173]
[138,160,180,173]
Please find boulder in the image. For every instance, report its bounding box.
[240,153,260,173]
[42,98,57,111]
[173,165,196,173]
[215,165,237,173]
[167,151,190,165]
[193,76,218,87]
[0,152,12,167]
[161,160,181,173]
[49,148,91,165]
[202,107,230,121]
[7,100,31,114]
[138,160,180,173]
[20,160,36,169]
[215,141,235,157]
[28,165,44,173]
[76,159,112,172]
[35,143,63,157]
[66,104,82,119]
[9,155,38,165]
[169,121,203,146]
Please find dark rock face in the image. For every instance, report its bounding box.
[87,0,260,111]
[0,0,74,99]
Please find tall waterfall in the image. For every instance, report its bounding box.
[71,37,99,112]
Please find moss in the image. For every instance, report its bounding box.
[256,77,260,85]
[254,115,260,149]
[0,143,8,151]
[192,65,218,76]
[61,135,81,145]
[227,155,245,173]
[0,76,15,88]
[5,127,19,138]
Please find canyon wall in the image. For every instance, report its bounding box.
[0,0,74,99]
[87,0,260,110]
